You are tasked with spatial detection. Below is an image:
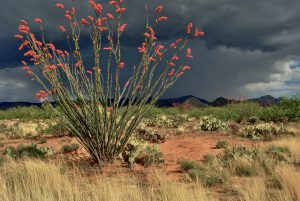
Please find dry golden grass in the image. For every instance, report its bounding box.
[0,159,215,201]
[0,134,299,201]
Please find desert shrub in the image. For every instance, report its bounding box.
[134,124,167,143]
[179,160,225,186]
[204,174,224,187]
[1,122,26,139]
[4,143,53,158]
[221,146,260,161]
[139,144,164,167]
[0,105,54,121]
[143,114,189,128]
[61,143,80,154]
[16,1,204,163]
[178,160,202,171]
[266,145,292,162]
[122,138,163,167]
[215,140,229,149]
[247,116,259,124]
[122,137,148,166]
[242,122,294,141]
[233,160,258,177]
[43,122,70,136]
[198,115,227,131]
[37,137,47,144]
[202,154,215,164]
[259,107,289,123]
[227,122,240,135]
[227,102,261,123]
[0,142,4,148]
[259,97,300,122]
[188,107,240,122]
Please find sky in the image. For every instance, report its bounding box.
[0,0,300,102]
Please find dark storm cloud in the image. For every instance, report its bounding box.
[0,0,300,101]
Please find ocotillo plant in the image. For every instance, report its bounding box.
[16,0,204,163]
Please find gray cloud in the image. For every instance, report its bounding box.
[0,0,300,101]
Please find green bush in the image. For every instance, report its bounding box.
[242,123,293,141]
[61,143,80,153]
[234,162,257,177]
[4,143,53,158]
[43,122,70,136]
[215,140,229,149]
[198,115,227,131]
[0,105,54,121]
[140,144,164,167]
[202,154,215,164]
[37,137,47,144]
[179,160,225,186]
[266,145,292,162]
[143,114,189,128]
[1,122,26,139]
[0,142,4,148]
[178,160,202,171]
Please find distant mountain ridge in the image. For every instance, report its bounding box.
[0,95,280,109]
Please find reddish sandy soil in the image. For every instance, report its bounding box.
[0,130,265,180]
[159,133,263,177]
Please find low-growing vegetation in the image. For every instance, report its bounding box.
[0,97,299,201]
[4,143,54,159]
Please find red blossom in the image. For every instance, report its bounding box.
[115,6,126,13]
[172,56,179,61]
[25,71,33,76]
[81,18,89,25]
[34,18,42,23]
[182,66,191,71]
[186,48,193,58]
[119,23,127,32]
[55,3,65,9]
[103,47,112,50]
[144,32,151,38]
[187,22,193,34]
[194,28,204,37]
[59,25,66,32]
[24,50,35,57]
[168,62,175,67]
[106,13,114,19]
[177,72,184,77]
[109,1,118,6]
[168,69,175,76]
[15,34,24,39]
[148,57,156,62]
[87,15,94,21]
[18,25,29,34]
[18,41,29,51]
[118,62,125,69]
[65,14,72,21]
[107,36,113,43]
[21,61,27,66]
[35,90,49,100]
[22,66,30,71]
[20,20,28,25]
[156,5,163,13]
[156,16,167,23]
[35,41,43,47]
[46,43,56,51]
[170,43,177,49]
[107,107,113,112]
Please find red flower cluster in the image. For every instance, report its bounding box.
[35,90,50,101]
